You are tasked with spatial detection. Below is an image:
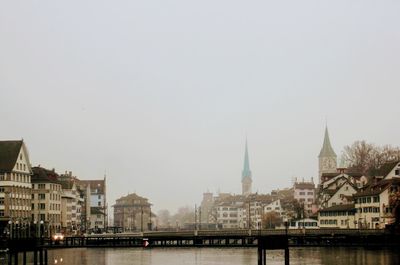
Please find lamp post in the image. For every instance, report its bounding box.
[15,220,19,239]
[284,217,289,265]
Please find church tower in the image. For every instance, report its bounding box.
[318,126,337,183]
[242,139,252,196]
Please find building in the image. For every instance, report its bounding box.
[0,140,33,234]
[293,180,315,217]
[354,178,400,229]
[216,201,244,229]
[31,166,62,235]
[318,204,356,229]
[79,178,107,232]
[113,193,152,231]
[264,199,285,217]
[241,140,252,196]
[318,126,337,183]
[59,172,83,235]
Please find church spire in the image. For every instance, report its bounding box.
[242,139,252,180]
[318,126,337,158]
[242,139,252,196]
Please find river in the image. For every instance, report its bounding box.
[9,247,400,265]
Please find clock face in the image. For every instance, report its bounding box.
[322,158,335,169]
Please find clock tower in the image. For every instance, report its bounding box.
[318,126,337,183]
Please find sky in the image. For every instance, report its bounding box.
[1,1,399,214]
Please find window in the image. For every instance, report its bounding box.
[39,194,45,200]
[98,202,101,206]
[395,169,400,176]
[307,192,313,195]
[0,188,4,193]
[0,210,4,217]
[40,203,45,210]
[0,174,4,181]
[299,192,305,195]
[38,184,45,189]
[0,198,4,205]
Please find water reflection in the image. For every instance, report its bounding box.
[44,247,400,265]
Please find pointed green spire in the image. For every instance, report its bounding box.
[319,126,337,158]
[242,139,252,180]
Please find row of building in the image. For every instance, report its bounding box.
[0,140,107,236]
[195,127,400,230]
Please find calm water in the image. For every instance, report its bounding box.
[7,247,400,265]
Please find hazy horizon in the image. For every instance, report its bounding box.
[1,1,399,213]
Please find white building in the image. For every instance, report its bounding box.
[293,180,315,216]
[216,202,244,229]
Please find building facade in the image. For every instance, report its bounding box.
[31,167,62,235]
[0,140,33,234]
[113,193,152,231]
[79,178,107,232]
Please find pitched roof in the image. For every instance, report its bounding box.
[319,203,355,212]
[0,140,23,173]
[31,166,61,184]
[369,161,400,178]
[318,127,337,158]
[353,178,400,197]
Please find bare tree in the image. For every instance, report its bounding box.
[262,211,282,229]
[343,141,400,175]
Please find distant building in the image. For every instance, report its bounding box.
[79,178,107,231]
[113,193,153,231]
[0,140,33,233]
[31,166,62,235]
[241,140,252,196]
[293,179,315,216]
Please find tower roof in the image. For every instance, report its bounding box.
[242,139,252,180]
[319,126,337,158]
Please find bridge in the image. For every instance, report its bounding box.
[4,229,400,265]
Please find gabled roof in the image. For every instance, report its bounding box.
[318,127,337,158]
[0,140,23,173]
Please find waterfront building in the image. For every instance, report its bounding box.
[79,178,107,232]
[113,193,153,231]
[288,218,318,229]
[241,140,252,196]
[59,172,83,235]
[31,166,62,235]
[318,204,356,228]
[318,126,337,183]
[0,140,33,233]
[354,177,400,229]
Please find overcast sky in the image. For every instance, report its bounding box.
[1,1,399,213]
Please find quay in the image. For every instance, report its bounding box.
[4,229,400,265]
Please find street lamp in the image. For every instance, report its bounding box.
[8,220,12,239]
